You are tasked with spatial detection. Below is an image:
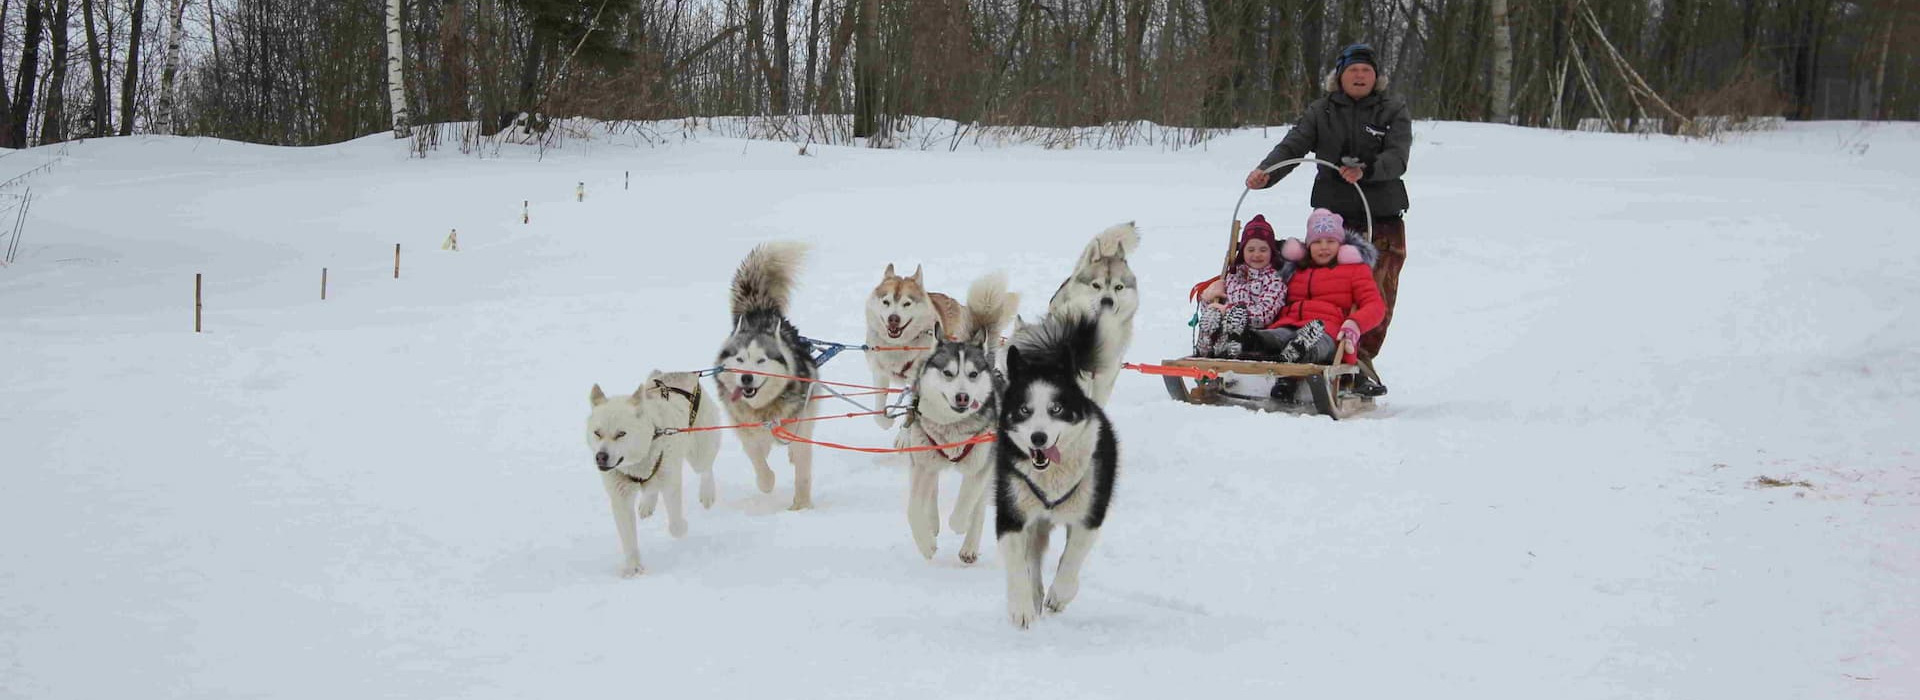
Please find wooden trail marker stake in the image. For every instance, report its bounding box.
[523,200,529,224]
[624,171,629,190]
[322,268,328,300]
[576,182,584,202]
[195,273,203,332]
[394,244,401,279]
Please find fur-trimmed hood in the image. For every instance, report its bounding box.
[1323,69,1390,96]
[1279,229,1380,271]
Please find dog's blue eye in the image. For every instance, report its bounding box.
[902,301,912,307]
[1091,282,1103,290]
[614,431,626,439]
[1047,404,1063,417]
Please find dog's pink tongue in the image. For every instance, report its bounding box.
[731,386,746,401]
[1041,446,1062,463]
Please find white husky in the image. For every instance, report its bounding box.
[585,371,722,577]
[1046,222,1140,406]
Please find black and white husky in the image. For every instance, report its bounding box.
[995,312,1120,629]
[713,241,820,511]
[896,272,1017,564]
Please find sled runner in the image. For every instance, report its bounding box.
[1148,157,1381,421]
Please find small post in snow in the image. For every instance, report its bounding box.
[523,200,529,224]
[195,273,203,333]
[322,268,328,300]
[394,244,401,279]
[442,229,458,252]
[624,171,629,190]
[577,182,585,202]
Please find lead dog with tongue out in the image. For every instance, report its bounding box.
[994,311,1121,629]
[712,241,820,511]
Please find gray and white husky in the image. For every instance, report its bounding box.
[995,312,1120,629]
[713,241,820,511]
[585,371,723,577]
[895,271,1018,564]
[1046,222,1140,406]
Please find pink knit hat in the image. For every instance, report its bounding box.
[1306,208,1346,244]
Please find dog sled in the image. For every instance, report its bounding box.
[1143,157,1381,420]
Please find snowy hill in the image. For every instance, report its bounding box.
[2,120,1916,699]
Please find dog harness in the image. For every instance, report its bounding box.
[919,425,977,463]
[622,381,702,485]
[1012,467,1083,510]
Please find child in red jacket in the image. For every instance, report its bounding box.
[1246,209,1386,364]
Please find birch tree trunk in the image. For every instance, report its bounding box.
[118,0,145,135]
[1490,0,1514,123]
[386,0,410,138]
[155,0,185,134]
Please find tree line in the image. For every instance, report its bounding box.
[0,0,1913,148]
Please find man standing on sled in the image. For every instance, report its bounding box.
[1244,43,1410,398]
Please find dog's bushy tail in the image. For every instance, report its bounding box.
[1009,311,1107,378]
[729,241,808,321]
[1079,221,1140,264]
[962,271,1019,347]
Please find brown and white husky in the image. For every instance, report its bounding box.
[864,264,968,428]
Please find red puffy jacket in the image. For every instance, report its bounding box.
[1267,262,1386,338]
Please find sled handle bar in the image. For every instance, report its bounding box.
[1228,157,1375,277]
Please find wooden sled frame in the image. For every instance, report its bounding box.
[1155,341,1376,420]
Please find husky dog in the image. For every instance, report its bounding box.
[714,241,820,511]
[585,372,723,577]
[1046,222,1141,406]
[865,264,967,428]
[896,272,1018,564]
[995,313,1120,629]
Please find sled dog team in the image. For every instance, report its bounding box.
[585,223,1139,629]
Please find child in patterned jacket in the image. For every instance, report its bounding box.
[1189,214,1289,358]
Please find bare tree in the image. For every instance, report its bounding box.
[82,0,111,136]
[118,0,146,135]
[1490,0,1513,123]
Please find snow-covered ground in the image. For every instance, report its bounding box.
[2,119,1916,699]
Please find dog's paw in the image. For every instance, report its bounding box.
[1044,583,1078,613]
[958,547,979,565]
[621,560,645,578]
[1007,600,1039,630]
[669,519,688,538]
[637,500,658,519]
[755,468,776,494]
[914,535,936,561]
[699,482,717,509]
[787,498,813,512]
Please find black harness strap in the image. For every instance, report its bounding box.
[623,381,703,485]
[1012,466,1083,510]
